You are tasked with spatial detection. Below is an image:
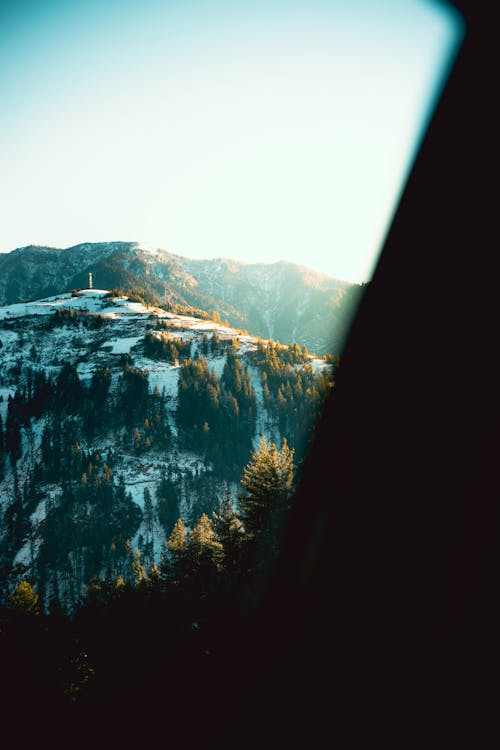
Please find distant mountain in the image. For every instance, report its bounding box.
[0,242,365,354]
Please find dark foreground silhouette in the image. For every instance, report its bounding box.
[0,1,497,744]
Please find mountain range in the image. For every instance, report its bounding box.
[0,242,364,355]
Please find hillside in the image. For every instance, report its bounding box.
[0,287,335,608]
[0,242,364,354]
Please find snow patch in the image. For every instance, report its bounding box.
[102,335,143,355]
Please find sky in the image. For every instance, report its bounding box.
[0,0,463,283]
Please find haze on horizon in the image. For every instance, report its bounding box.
[0,0,463,284]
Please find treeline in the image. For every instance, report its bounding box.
[0,442,225,608]
[48,306,109,329]
[3,435,294,609]
[252,339,334,462]
[0,358,172,462]
[0,437,295,717]
[143,330,192,362]
[0,332,335,612]
[177,346,256,471]
[105,286,212,319]
[0,365,113,468]
[0,415,143,603]
[0,325,334,476]
[0,361,170,596]
[36,469,142,608]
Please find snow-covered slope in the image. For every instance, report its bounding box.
[0,288,332,606]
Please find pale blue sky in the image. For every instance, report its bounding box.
[0,0,463,282]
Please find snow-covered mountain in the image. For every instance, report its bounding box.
[0,242,364,354]
[0,287,333,607]
[182,255,362,355]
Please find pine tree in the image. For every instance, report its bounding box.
[89,365,111,408]
[162,518,189,587]
[168,518,187,556]
[212,489,244,576]
[238,436,295,563]
[157,473,181,537]
[188,513,223,576]
[147,563,162,594]
[130,548,147,586]
[8,580,40,616]
[133,426,141,451]
[55,363,84,414]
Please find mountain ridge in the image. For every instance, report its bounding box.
[0,241,365,354]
